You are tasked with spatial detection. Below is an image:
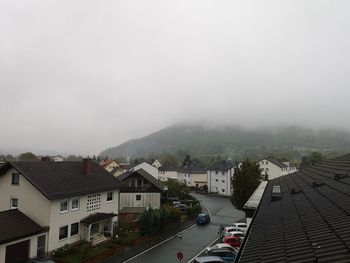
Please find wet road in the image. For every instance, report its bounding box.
[123,193,245,263]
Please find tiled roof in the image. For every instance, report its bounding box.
[207,159,236,171]
[259,158,288,168]
[0,161,124,200]
[0,209,46,244]
[159,165,178,172]
[238,155,350,263]
[118,169,165,191]
[80,212,117,224]
[178,164,206,173]
[99,159,114,168]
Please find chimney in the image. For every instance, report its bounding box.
[83,158,93,175]
[41,156,51,162]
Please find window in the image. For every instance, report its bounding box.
[215,171,218,174]
[59,226,68,240]
[222,180,225,183]
[87,193,101,212]
[137,179,142,187]
[266,168,269,171]
[222,171,225,175]
[12,173,19,185]
[60,200,68,213]
[10,198,18,209]
[70,222,79,236]
[107,192,113,202]
[37,235,46,257]
[215,179,218,182]
[71,198,79,211]
[222,189,225,193]
[136,194,141,201]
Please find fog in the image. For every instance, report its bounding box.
[1,0,350,155]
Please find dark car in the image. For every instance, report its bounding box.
[174,203,189,213]
[207,248,237,263]
[196,213,210,225]
[193,256,225,263]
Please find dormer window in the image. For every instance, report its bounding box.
[12,173,19,185]
[10,198,18,209]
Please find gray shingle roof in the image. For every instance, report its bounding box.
[207,160,236,171]
[259,158,288,168]
[238,154,350,263]
[0,161,124,200]
[118,169,165,191]
[178,164,206,173]
[0,209,46,244]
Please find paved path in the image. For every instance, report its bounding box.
[119,193,244,263]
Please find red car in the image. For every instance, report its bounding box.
[223,236,243,248]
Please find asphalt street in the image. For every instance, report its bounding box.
[123,193,245,263]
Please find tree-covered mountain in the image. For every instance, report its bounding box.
[99,124,350,161]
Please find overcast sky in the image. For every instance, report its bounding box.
[1,0,350,156]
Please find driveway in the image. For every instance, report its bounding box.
[117,193,245,263]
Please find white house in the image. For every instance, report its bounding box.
[258,158,297,180]
[158,165,178,182]
[130,161,159,180]
[99,159,120,173]
[207,159,236,196]
[52,156,64,162]
[177,164,207,188]
[152,159,162,169]
[0,159,123,262]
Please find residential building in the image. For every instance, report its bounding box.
[99,159,120,173]
[129,161,159,180]
[207,159,236,196]
[0,159,123,261]
[158,165,178,182]
[237,154,350,263]
[177,164,207,188]
[152,159,162,169]
[258,158,297,180]
[117,169,165,222]
[52,155,64,162]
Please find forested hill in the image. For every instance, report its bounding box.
[99,124,350,160]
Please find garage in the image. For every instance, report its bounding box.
[5,240,29,263]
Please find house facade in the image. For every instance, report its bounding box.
[99,159,120,173]
[258,158,297,180]
[158,165,178,182]
[152,159,162,169]
[177,164,207,188]
[0,159,123,261]
[130,161,159,180]
[207,159,236,196]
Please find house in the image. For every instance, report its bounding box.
[207,159,236,196]
[158,165,178,182]
[177,164,207,188]
[237,154,350,263]
[0,159,123,261]
[258,158,297,180]
[117,169,165,222]
[99,159,120,173]
[0,209,48,263]
[52,155,64,162]
[152,159,162,169]
[129,161,159,180]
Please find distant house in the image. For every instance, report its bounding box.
[99,159,120,173]
[152,159,162,169]
[117,169,165,222]
[52,155,64,162]
[0,159,123,262]
[207,159,236,196]
[129,161,159,179]
[177,164,207,188]
[110,163,129,177]
[158,165,178,182]
[237,154,350,263]
[258,158,297,180]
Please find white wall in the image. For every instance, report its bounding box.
[259,159,298,180]
[207,168,234,196]
[158,170,177,182]
[0,168,51,226]
[119,192,160,209]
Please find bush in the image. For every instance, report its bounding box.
[187,205,201,219]
[53,245,70,258]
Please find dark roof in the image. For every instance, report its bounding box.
[0,209,47,244]
[0,161,124,200]
[159,165,178,172]
[207,159,236,171]
[118,169,165,191]
[259,158,288,168]
[80,212,117,224]
[178,164,206,173]
[238,154,350,263]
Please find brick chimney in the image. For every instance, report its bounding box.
[83,158,93,175]
[41,156,51,162]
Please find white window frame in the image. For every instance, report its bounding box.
[10,198,18,209]
[136,194,141,201]
[71,198,79,211]
[70,222,79,237]
[107,192,113,202]
[59,225,68,241]
[11,173,19,185]
[60,199,69,213]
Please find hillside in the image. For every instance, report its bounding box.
[99,124,350,160]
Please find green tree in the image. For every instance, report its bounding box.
[19,152,37,160]
[231,160,262,210]
[165,180,190,200]
[310,151,324,162]
[182,154,191,166]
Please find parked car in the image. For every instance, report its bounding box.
[232,222,248,233]
[221,226,242,236]
[174,203,189,213]
[206,243,238,254]
[196,213,210,225]
[222,231,244,242]
[193,256,225,263]
[207,248,237,263]
[223,236,243,248]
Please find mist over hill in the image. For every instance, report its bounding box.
[99,124,350,161]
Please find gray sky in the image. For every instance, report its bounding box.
[1,0,350,156]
